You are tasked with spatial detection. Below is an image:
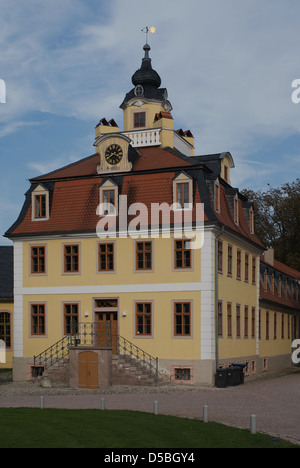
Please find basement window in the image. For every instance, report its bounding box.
[173,367,193,383]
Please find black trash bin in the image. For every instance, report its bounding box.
[231,363,246,385]
[215,369,227,388]
[226,367,240,386]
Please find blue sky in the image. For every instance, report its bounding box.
[1,0,300,245]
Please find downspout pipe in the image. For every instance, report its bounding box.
[215,225,225,372]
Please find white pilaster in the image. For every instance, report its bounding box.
[200,229,216,360]
[13,242,23,358]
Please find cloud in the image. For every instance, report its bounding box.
[1,0,300,191]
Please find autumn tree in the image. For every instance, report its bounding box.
[242,179,300,271]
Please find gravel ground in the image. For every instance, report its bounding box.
[0,368,299,445]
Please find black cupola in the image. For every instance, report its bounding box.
[132,43,162,88]
[120,43,171,110]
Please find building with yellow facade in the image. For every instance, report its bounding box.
[4,41,300,387]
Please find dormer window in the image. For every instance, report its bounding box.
[103,189,115,215]
[32,186,49,221]
[98,180,118,216]
[234,195,239,225]
[173,173,193,210]
[224,165,229,182]
[35,195,46,218]
[177,183,189,208]
[214,181,220,212]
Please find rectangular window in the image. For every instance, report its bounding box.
[218,241,223,272]
[251,307,256,338]
[102,189,116,215]
[0,312,11,348]
[136,241,152,271]
[64,244,80,273]
[176,182,190,209]
[64,303,79,335]
[31,304,46,336]
[174,240,191,269]
[237,249,241,279]
[174,368,191,382]
[274,313,277,340]
[245,253,249,282]
[174,302,191,336]
[136,302,152,336]
[98,243,114,272]
[236,304,241,338]
[266,311,270,340]
[134,112,146,128]
[218,301,223,337]
[31,246,46,274]
[252,256,256,285]
[228,245,233,276]
[227,303,232,338]
[34,194,46,219]
[244,306,249,339]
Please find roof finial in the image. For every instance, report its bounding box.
[141,26,156,46]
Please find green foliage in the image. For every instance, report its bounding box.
[242,179,300,271]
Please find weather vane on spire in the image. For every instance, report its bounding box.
[141,26,156,44]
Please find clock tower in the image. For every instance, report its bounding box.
[95,133,133,174]
[94,37,195,168]
[120,42,173,133]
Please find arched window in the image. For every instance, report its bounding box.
[0,312,11,348]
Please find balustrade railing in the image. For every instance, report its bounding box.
[123,129,161,147]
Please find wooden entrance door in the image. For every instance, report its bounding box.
[95,312,118,353]
[94,299,118,353]
[78,351,98,389]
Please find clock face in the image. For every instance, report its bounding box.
[105,144,123,166]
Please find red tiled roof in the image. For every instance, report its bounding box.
[6,146,261,248]
[209,184,264,248]
[134,147,193,171]
[260,281,300,311]
[11,179,100,235]
[260,258,300,310]
[33,148,193,182]
[10,170,210,237]
[262,257,300,280]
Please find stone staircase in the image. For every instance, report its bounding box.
[33,325,170,388]
[42,359,70,386]
[112,354,169,386]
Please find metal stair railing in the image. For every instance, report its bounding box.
[33,323,159,384]
[117,335,159,384]
[33,322,112,372]
[33,334,74,374]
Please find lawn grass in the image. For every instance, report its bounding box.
[0,408,297,449]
